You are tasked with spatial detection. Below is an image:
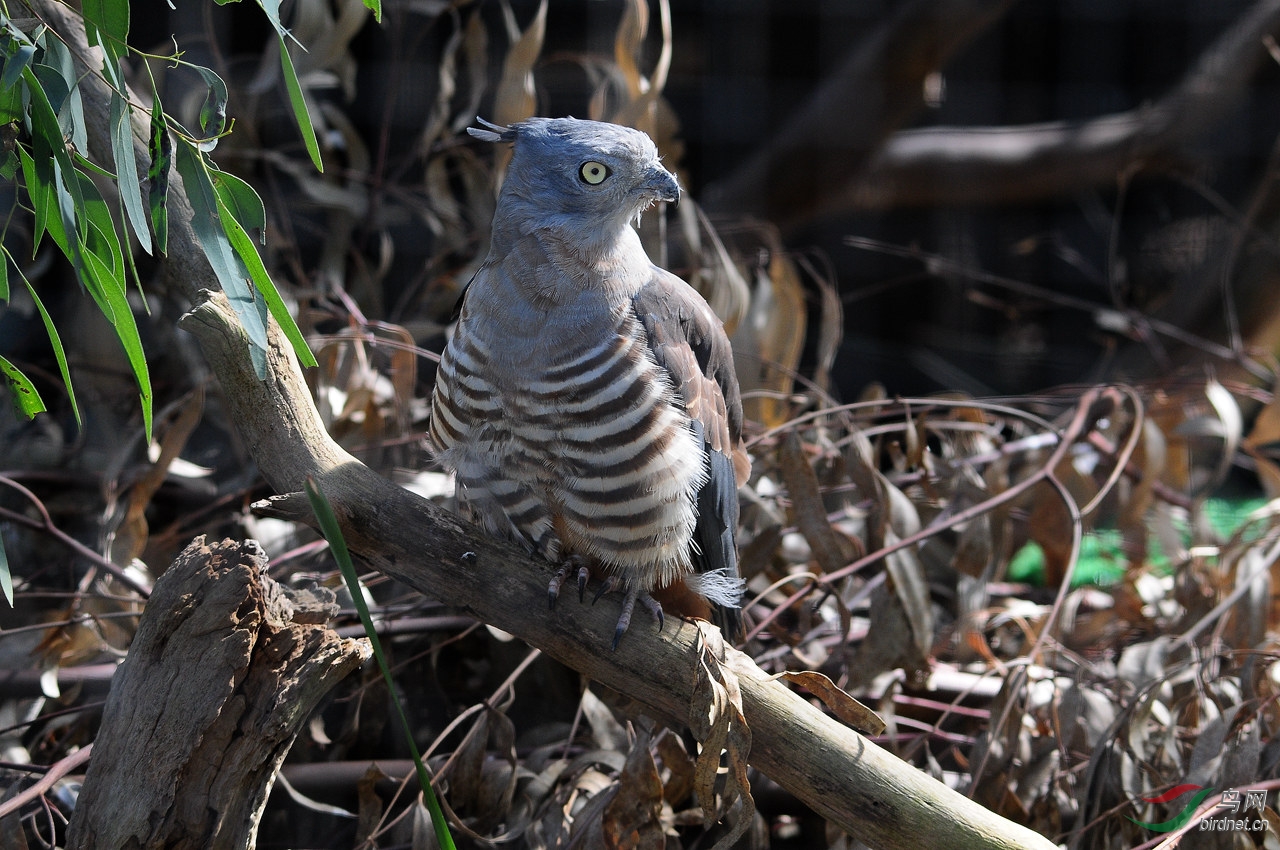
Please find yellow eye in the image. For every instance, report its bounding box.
[579,161,611,185]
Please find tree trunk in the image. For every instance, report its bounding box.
[64,538,370,850]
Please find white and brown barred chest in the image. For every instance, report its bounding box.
[428,306,707,592]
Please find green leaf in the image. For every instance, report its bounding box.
[22,65,86,249]
[303,478,457,850]
[173,139,270,378]
[73,164,126,294]
[215,193,316,368]
[16,269,81,428]
[1,42,36,92]
[147,97,170,254]
[255,0,291,41]
[77,228,153,439]
[211,168,266,235]
[0,354,46,419]
[81,0,129,89]
[278,37,323,172]
[111,87,152,254]
[193,65,228,146]
[362,0,382,25]
[35,39,87,156]
[17,146,67,254]
[50,156,87,280]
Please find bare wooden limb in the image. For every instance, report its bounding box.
[843,0,1280,210]
[703,0,1019,226]
[64,538,371,850]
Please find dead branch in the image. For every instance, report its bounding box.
[63,538,370,850]
[703,0,1020,226]
[33,0,1057,846]
[844,0,1280,210]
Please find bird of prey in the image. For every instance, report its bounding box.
[429,117,750,647]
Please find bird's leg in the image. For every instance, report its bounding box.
[547,554,591,609]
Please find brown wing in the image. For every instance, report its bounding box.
[631,267,749,484]
[631,267,750,638]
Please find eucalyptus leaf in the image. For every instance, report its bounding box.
[81,0,129,89]
[19,272,81,428]
[0,353,46,420]
[34,39,86,156]
[193,65,229,143]
[211,168,266,235]
[147,96,170,254]
[1,42,36,92]
[278,37,323,172]
[174,139,270,379]
[216,194,317,368]
[111,86,152,254]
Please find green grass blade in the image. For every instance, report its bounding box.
[302,478,457,850]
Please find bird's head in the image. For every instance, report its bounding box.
[471,117,681,234]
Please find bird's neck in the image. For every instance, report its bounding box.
[489,212,652,306]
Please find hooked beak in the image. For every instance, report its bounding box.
[642,167,681,205]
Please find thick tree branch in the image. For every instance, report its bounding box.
[64,538,370,850]
[843,0,1280,209]
[703,0,1020,227]
[34,0,1056,846]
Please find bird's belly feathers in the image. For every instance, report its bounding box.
[429,319,707,590]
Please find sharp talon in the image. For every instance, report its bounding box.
[612,592,638,651]
[641,595,665,631]
[577,566,589,603]
[592,576,617,606]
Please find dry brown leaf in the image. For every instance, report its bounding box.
[582,686,630,752]
[602,725,666,850]
[778,670,885,735]
[689,623,753,849]
[749,248,806,429]
[111,387,205,565]
[355,763,389,845]
[653,728,695,809]
[778,433,858,575]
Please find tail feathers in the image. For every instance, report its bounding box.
[685,567,745,640]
